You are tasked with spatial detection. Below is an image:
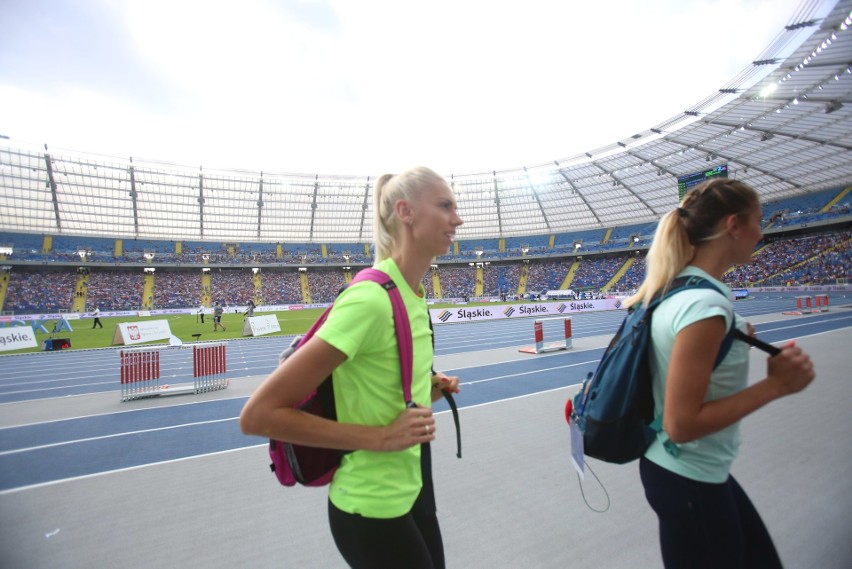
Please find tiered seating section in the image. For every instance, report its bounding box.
[1,188,849,312]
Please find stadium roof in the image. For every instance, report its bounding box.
[1,0,850,243]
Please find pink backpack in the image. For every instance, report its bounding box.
[269,268,415,487]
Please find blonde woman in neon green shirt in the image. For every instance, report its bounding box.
[241,166,463,569]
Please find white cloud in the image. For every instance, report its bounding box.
[0,0,806,175]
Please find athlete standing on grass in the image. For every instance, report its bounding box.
[241,166,463,569]
[213,301,226,332]
[628,178,816,569]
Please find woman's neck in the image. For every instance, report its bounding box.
[391,252,430,293]
[689,245,732,280]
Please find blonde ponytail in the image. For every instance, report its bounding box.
[625,178,759,308]
[625,210,692,308]
[372,167,447,263]
[373,174,397,263]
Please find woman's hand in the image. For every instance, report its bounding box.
[766,340,816,398]
[379,405,436,451]
[432,371,460,394]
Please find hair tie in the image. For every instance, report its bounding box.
[677,207,689,218]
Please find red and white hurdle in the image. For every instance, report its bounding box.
[782,294,829,316]
[519,317,573,354]
[120,342,229,402]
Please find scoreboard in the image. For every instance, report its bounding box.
[677,164,728,201]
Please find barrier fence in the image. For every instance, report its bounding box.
[120,343,229,402]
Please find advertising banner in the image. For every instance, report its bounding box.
[0,326,38,352]
[242,314,282,337]
[430,299,624,324]
[112,319,173,346]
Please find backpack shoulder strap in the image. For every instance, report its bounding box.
[655,275,737,368]
[349,268,413,404]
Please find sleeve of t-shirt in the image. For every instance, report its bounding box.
[315,282,392,360]
[668,288,733,335]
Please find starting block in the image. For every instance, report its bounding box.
[120,342,229,402]
[783,295,829,315]
[520,317,573,354]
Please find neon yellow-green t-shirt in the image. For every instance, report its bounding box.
[316,258,433,518]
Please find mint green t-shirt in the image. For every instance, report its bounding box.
[315,258,433,518]
[644,266,751,483]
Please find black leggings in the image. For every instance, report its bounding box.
[328,490,444,569]
[640,457,782,569]
[328,444,444,569]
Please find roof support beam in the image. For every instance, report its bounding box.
[43,153,62,231]
[492,172,504,237]
[707,119,852,152]
[128,162,139,237]
[256,175,264,240]
[358,177,370,242]
[198,171,205,240]
[555,169,602,226]
[309,175,319,241]
[523,168,551,231]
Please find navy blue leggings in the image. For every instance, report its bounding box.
[640,457,782,569]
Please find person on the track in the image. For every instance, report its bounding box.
[627,178,816,569]
[241,166,463,569]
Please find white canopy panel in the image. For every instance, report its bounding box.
[0,0,850,243]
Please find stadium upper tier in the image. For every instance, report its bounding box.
[0,1,850,243]
[0,186,849,267]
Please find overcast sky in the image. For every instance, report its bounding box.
[0,0,808,176]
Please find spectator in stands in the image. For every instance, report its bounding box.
[628,179,815,568]
[241,166,463,569]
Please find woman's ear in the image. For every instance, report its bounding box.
[395,199,414,227]
[724,213,740,238]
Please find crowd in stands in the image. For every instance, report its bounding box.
[305,270,348,303]
[87,271,145,310]
[151,271,201,309]
[210,271,256,307]
[525,260,571,293]
[260,271,303,305]
[726,232,851,287]
[4,271,76,313]
[438,266,477,298]
[570,256,626,291]
[3,229,850,313]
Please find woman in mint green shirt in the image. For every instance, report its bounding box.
[626,179,815,568]
[241,166,463,568]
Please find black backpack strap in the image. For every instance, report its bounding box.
[429,315,462,459]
